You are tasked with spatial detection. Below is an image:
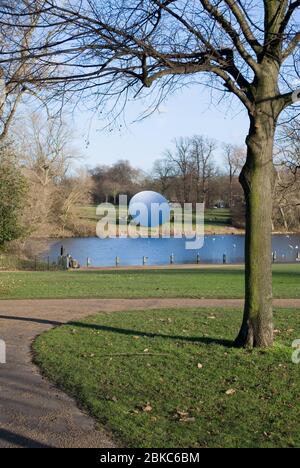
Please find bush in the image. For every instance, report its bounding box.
[0,144,28,246]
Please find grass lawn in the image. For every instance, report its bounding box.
[0,265,299,300]
[204,208,233,232]
[33,308,300,448]
[76,205,238,234]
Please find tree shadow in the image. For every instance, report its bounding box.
[0,315,62,327]
[70,321,234,348]
[0,314,235,347]
[0,429,53,448]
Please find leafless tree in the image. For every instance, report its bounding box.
[90,160,141,203]
[223,144,246,208]
[2,0,300,347]
[152,158,173,196]
[273,119,300,230]
[15,112,79,186]
[53,168,93,236]
[191,135,217,205]
[0,1,52,141]
[165,137,193,204]
[13,111,82,236]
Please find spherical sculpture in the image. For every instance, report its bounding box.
[129,191,170,228]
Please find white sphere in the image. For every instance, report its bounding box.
[129,191,170,227]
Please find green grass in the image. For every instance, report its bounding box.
[33,308,300,448]
[204,208,232,227]
[77,205,232,223]
[0,265,299,300]
[77,205,236,233]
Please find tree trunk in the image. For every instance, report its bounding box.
[279,205,288,231]
[235,112,277,348]
[229,171,233,208]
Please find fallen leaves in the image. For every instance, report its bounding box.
[142,403,153,413]
[174,410,195,423]
[225,388,236,396]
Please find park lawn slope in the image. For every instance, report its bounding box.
[33,308,300,448]
[0,265,299,299]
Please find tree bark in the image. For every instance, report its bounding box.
[235,109,277,348]
[229,169,233,208]
[279,205,288,231]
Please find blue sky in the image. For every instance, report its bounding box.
[73,83,249,173]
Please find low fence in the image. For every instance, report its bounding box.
[0,255,65,272]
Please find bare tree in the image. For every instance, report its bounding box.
[223,144,246,208]
[165,137,193,204]
[152,158,173,196]
[0,1,51,141]
[273,119,300,230]
[2,1,300,347]
[15,112,78,186]
[90,160,141,203]
[191,136,217,205]
[13,112,81,235]
[52,169,93,236]
[276,119,300,174]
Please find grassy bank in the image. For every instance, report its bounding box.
[0,265,299,299]
[33,308,300,448]
[77,205,242,235]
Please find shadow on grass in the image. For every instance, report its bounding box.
[70,321,234,348]
[0,314,236,347]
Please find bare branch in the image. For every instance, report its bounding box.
[199,0,260,73]
[282,31,300,59]
[223,0,262,54]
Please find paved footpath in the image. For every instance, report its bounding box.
[0,298,299,448]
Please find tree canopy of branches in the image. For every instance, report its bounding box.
[1,0,299,348]
[274,119,300,230]
[90,160,142,204]
[11,112,91,238]
[161,136,217,205]
[0,1,54,140]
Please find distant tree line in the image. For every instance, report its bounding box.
[89,128,299,233]
[90,136,246,209]
[0,117,299,250]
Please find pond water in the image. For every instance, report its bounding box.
[44,234,300,267]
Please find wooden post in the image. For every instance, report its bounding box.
[143,256,148,266]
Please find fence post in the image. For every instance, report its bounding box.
[143,256,148,266]
[34,256,37,271]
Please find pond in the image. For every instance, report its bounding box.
[44,234,300,267]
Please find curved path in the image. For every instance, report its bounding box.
[0,298,299,448]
